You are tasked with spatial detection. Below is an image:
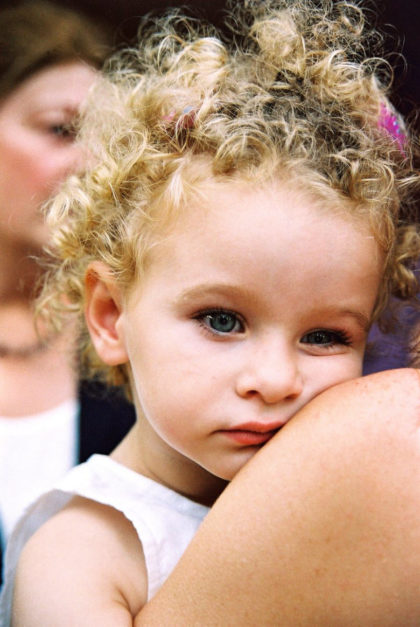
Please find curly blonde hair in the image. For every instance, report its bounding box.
[42,0,420,390]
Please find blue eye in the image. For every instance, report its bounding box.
[196,310,244,335]
[301,329,351,347]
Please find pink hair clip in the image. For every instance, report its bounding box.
[378,102,407,155]
[162,105,196,129]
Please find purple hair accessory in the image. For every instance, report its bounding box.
[378,102,407,155]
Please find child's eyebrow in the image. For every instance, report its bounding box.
[178,283,255,303]
[331,309,371,332]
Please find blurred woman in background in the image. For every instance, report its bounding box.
[0,0,135,579]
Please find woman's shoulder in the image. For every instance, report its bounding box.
[283,369,420,458]
[308,368,420,421]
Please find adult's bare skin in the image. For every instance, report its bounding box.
[136,368,420,626]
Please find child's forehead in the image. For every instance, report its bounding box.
[142,173,381,275]
[123,164,381,301]
[126,173,382,325]
[164,167,372,234]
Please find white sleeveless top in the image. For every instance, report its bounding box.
[0,398,78,545]
[0,455,209,624]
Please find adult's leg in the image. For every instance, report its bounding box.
[137,369,420,626]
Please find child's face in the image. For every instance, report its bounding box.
[102,178,383,486]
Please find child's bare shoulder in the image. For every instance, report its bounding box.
[13,496,147,626]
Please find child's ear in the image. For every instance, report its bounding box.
[85,261,129,366]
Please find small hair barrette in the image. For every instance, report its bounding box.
[378,102,407,155]
[162,105,196,129]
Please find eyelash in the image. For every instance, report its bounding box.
[193,308,244,336]
[300,329,352,347]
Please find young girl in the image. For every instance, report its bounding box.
[2,0,420,623]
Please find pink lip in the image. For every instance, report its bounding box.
[219,421,285,446]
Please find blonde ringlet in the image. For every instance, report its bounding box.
[41,0,420,391]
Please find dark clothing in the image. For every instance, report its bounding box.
[363,302,420,375]
[77,381,135,462]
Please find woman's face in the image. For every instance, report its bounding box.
[0,61,96,252]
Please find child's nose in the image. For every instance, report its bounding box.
[235,338,303,405]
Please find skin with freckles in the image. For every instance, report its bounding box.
[12,176,383,624]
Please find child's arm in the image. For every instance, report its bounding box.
[12,497,148,626]
[136,369,420,625]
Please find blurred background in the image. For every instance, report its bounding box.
[0,0,418,123]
